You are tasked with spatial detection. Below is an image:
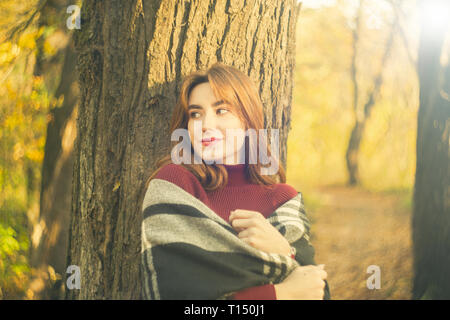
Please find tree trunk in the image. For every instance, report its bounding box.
[28,0,78,299]
[66,0,301,299]
[412,0,450,300]
[30,40,78,299]
[345,3,396,185]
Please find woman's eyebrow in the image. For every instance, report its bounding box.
[188,100,225,110]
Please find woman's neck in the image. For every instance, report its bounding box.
[223,164,249,187]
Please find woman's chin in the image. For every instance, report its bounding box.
[192,147,223,164]
[201,156,225,164]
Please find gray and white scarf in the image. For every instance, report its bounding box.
[141,178,329,300]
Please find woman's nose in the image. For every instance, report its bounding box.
[202,111,217,131]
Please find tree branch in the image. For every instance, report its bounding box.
[3,0,49,42]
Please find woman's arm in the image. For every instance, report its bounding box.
[230,195,332,300]
[273,265,328,300]
[232,283,277,300]
[231,252,296,300]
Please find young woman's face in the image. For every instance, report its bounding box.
[187,82,246,164]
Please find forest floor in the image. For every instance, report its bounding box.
[303,185,413,300]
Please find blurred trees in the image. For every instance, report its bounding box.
[345,0,398,185]
[1,0,51,298]
[287,0,418,191]
[412,0,450,300]
[29,0,78,300]
[0,0,79,299]
[0,0,445,300]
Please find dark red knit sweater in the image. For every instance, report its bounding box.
[154,163,298,300]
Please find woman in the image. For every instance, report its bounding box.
[142,62,330,300]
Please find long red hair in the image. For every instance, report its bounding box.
[146,62,285,191]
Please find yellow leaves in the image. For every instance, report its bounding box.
[47,265,61,282]
[0,42,20,66]
[5,80,17,100]
[1,72,51,170]
[113,181,121,192]
[18,31,36,50]
[16,26,45,51]
[52,95,64,109]
[32,75,44,87]
[0,2,49,299]
[0,26,50,70]
[43,38,56,56]
[12,141,44,163]
[28,135,46,163]
[26,148,44,163]
[46,113,54,124]
[13,143,24,161]
[3,112,24,130]
[0,225,20,257]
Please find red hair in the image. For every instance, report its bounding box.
[146,62,285,191]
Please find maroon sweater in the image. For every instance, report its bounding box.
[154,163,298,300]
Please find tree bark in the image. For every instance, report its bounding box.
[412,0,450,300]
[66,0,301,299]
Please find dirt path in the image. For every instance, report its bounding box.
[306,185,413,299]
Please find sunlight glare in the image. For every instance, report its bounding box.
[420,0,450,34]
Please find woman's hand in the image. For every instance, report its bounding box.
[229,209,291,256]
[274,265,327,300]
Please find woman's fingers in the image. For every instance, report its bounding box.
[229,210,266,235]
[318,269,327,280]
[315,264,327,279]
[238,227,258,238]
[231,217,260,229]
[229,209,265,222]
[240,237,258,247]
[297,265,327,280]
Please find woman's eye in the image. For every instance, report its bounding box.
[189,112,201,118]
[217,108,228,115]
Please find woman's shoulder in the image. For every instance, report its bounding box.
[268,182,299,207]
[272,182,298,197]
[155,163,193,178]
[153,163,204,196]
[154,163,198,185]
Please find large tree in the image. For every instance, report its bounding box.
[66,0,302,299]
[412,0,450,299]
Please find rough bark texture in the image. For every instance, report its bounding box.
[66,0,301,299]
[412,0,450,299]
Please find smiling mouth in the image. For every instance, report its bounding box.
[201,137,222,146]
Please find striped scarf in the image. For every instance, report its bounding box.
[141,178,327,300]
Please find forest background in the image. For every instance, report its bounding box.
[0,0,448,299]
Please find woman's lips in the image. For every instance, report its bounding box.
[201,137,222,147]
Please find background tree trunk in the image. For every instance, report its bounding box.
[66,0,301,299]
[28,0,78,299]
[30,40,78,299]
[412,0,450,299]
[345,1,397,186]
